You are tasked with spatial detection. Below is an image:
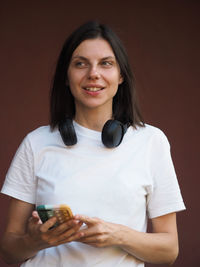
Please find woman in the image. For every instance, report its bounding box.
[0,21,185,266]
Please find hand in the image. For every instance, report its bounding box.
[27,211,84,250]
[74,215,123,248]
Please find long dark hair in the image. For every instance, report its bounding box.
[50,21,144,129]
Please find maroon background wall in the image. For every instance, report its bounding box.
[0,0,199,266]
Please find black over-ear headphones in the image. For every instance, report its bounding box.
[58,118,129,148]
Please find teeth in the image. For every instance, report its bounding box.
[85,87,102,92]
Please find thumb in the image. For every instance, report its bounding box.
[29,211,42,225]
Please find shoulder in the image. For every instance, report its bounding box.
[24,125,61,152]
[27,125,52,138]
[128,124,168,141]
[142,124,171,154]
[125,124,170,152]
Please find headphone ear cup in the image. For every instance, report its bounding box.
[102,120,124,148]
[58,118,77,146]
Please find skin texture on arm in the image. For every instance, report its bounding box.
[74,212,179,265]
[0,198,83,264]
[119,213,179,265]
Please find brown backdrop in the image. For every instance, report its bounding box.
[0,0,199,266]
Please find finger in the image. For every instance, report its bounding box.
[32,210,39,218]
[74,215,98,225]
[32,210,42,224]
[77,225,99,239]
[79,235,99,243]
[52,220,82,235]
[64,230,85,243]
[78,235,106,248]
[53,231,84,246]
[29,213,40,225]
[40,216,57,232]
[50,222,84,245]
[59,222,82,240]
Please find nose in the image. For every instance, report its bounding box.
[87,65,100,80]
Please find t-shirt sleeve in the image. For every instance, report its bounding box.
[1,135,36,204]
[147,130,186,219]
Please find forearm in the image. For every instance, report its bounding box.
[118,226,178,265]
[0,217,83,264]
[0,232,44,264]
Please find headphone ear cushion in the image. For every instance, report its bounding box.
[58,118,77,146]
[102,120,124,148]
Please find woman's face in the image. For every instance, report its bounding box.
[67,38,123,114]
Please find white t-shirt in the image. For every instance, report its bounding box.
[1,122,185,267]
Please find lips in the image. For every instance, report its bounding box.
[83,87,104,92]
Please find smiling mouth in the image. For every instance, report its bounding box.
[83,87,105,92]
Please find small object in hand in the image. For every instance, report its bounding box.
[36,204,73,228]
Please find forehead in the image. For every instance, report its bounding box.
[72,38,115,59]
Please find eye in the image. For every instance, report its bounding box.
[74,61,87,68]
[101,61,114,67]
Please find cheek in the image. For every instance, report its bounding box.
[105,69,122,85]
[68,70,85,87]
[109,75,122,89]
[68,74,79,92]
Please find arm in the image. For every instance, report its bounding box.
[74,212,179,265]
[0,199,42,264]
[119,213,179,265]
[0,198,83,264]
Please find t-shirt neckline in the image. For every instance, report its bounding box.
[73,120,102,140]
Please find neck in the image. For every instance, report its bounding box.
[74,108,113,132]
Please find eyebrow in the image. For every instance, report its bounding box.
[71,56,116,61]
